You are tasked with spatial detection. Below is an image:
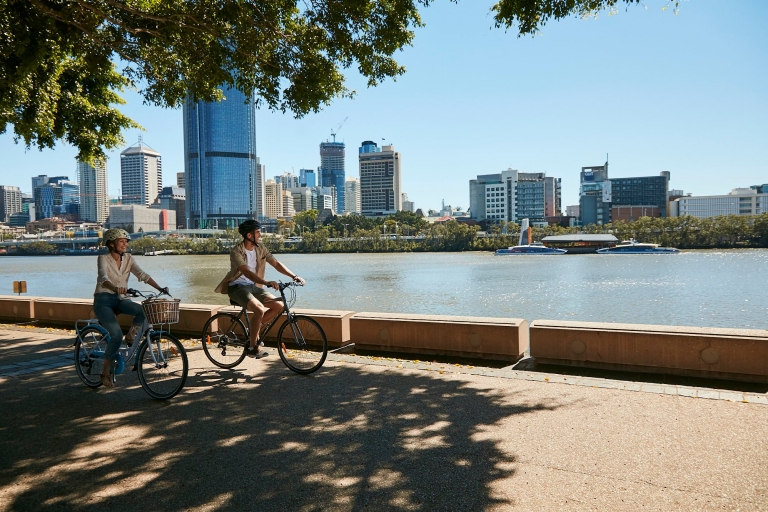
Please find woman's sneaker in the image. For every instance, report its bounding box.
[246,346,269,359]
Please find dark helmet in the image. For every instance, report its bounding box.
[238,220,262,237]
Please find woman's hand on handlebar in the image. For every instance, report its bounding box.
[159,286,170,295]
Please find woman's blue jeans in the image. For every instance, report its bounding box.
[93,293,145,363]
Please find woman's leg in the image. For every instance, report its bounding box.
[93,293,123,386]
[117,298,146,343]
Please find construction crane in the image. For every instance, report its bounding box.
[330,117,348,142]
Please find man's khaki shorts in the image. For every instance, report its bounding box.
[228,284,277,309]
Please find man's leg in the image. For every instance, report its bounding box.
[245,299,269,348]
[261,300,284,329]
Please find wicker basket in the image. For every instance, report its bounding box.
[142,298,180,325]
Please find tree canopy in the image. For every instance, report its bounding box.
[1,0,668,159]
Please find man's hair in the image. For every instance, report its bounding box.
[238,220,262,237]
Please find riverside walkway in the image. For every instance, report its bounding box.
[1,325,767,511]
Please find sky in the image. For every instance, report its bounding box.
[1,0,767,212]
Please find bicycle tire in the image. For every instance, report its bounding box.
[277,315,328,374]
[75,326,109,388]
[202,313,248,369]
[137,333,188,399]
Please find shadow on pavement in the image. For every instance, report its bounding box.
[0,359,565,511]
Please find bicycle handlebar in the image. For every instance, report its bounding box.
[278,281,304,292]
[126,288,172,299]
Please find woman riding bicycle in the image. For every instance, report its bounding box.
[93,228,169,387]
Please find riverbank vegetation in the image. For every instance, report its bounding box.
[7,212,768,255]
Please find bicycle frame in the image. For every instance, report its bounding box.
[75,319,170,373]
[234,283,297,342]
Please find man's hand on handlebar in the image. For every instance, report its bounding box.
[292,275,306,286]
[266,280,279,290]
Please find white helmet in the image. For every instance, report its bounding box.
[103,228,130,244]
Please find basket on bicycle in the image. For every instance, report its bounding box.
[142,297,181,325]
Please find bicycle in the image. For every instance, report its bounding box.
[74,289,189,399]
[202,281,328,374]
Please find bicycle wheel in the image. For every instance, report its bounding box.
[137,333,188,399]
[202,313,248,369]
[277,315,328,374]
[75,327,109,387]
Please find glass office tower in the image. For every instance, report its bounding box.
[183,86,259,229]
[319,141,345,213]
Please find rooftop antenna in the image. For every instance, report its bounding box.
[138,134,143,145]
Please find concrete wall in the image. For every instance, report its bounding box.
[530,320,768,383]
[350,312,528,362]
[3,294,768,383]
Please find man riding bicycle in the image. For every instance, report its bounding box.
[93,228,169,387]
[215,220,305,358]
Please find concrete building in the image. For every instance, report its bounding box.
[579,162,611,226]
[287,187,314,213]
[176,172,185,188]
[671,188,768,219]
[264,180,283,219]
[255,157,265,218]
[0,185,22,223]
[282,190,296,218]
[345,178,361,214]
[120,140,162,206]
[609,171,670,218]
[320,140,345,213]
[152,187,186,229]
[78,159,109,224]
[106,205,176,233]
[275,172,300,190]
[31,176,79,220]
[401,193,415,213]
[469,169,559,225]
[184,85,259,229]
[566,205,580,218]
[359,142,401,217]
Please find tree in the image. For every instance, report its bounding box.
[2,0,676,159]
[293,210,318,232]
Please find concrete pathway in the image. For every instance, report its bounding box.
[1,326,767,511]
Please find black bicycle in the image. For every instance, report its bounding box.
[201,282,328,374]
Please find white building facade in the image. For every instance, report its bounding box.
[359,143,402,216]
[120,141,162,206]
[344,178,361,214]
[78,159,109,223]
[0,185,22,223]
[672,188,768,218]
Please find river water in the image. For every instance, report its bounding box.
[2,251,767,329]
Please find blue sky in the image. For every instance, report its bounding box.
[1,0,766,211]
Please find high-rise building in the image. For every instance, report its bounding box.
[359,142,401,216]
[120,140,162,206]
[183,86,259,229]
[579,162,610,226]
[275,172,300,189]
[254,157,265,218]
[401,193,415,213]
[264,179,283,219]
[78,159,109,223]
[0,185,22,223]
[320,140,345,212]
[176,172,185,188]
[469,169,559,225]
[152,186,186,228]
[282,190,296,218]
[609,171,670,218]
[287,187,313,213]
[31,175,78,220]
[300,169,316,188]
[344,178,361,214]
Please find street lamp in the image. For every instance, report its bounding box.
[342,223,348,239]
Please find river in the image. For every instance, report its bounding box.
[2,251,767,329]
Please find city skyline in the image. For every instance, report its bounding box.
[1,1,766,212]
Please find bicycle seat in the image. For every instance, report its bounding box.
[229,299,240,307]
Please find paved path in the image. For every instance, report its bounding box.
[1,326,767,511]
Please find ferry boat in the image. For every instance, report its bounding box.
[596,239,680,254]
[495,219,567,255]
